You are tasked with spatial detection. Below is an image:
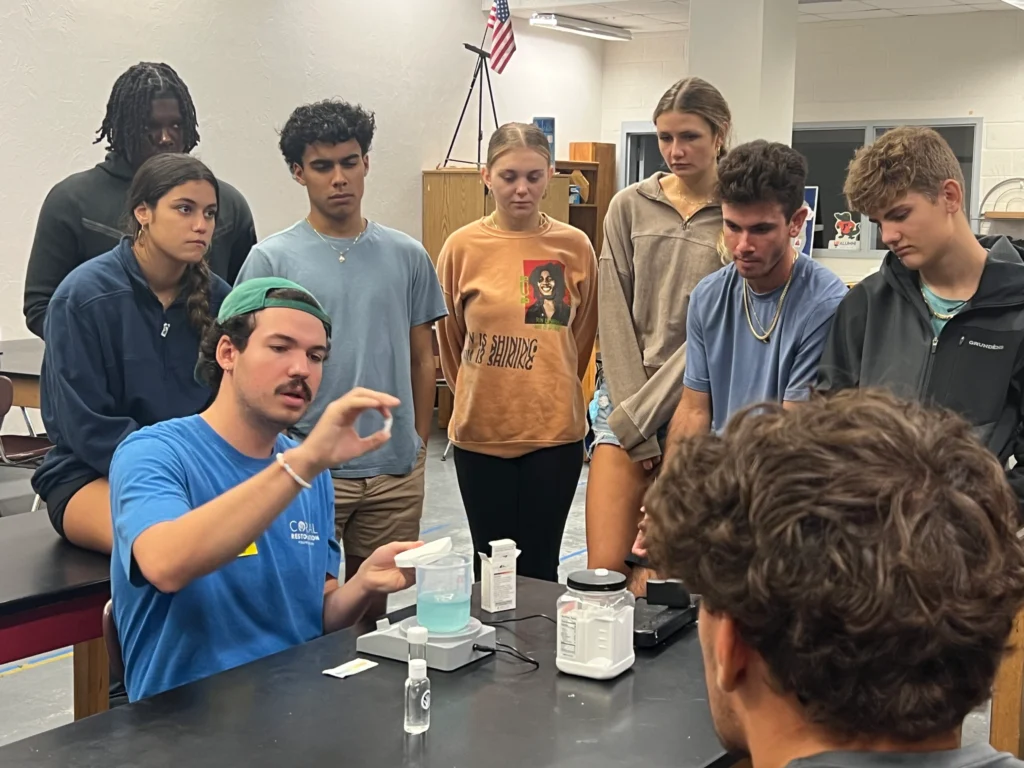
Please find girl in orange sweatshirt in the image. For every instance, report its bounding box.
[436,123,598,582]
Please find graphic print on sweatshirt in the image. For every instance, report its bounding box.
[521,260,571,328]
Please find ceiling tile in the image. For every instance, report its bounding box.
[600,0,680,13]
[629,16,677,28]
[547,5,625,20]
[798,12,825,19]
[797,1,876,11]
[864,0,956,8]
[646,11,689,21]
[820,8,901,16]
[969,1,1018,8]
[896,3,979,10]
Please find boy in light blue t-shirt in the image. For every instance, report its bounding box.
[670,140,847,442]
[630,141,846,596]
[110,277,422,702]
[236,100,446,619]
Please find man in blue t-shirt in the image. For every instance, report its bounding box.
[109,276,423,702]
[669,140,847,443]
[236,100,447,619]
[628,141,846,595]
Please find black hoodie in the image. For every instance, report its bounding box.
[818,235,1024,507]
[23,152,256,339]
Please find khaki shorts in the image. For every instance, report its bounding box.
[333,446,426,560]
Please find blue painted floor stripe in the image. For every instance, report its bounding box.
[0,648,70,675]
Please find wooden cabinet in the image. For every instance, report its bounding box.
[557,142,617,256]
[421,168,569,265]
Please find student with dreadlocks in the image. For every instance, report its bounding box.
[31,153,231,554]
[23,61,255,339]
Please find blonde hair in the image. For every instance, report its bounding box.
[486,122,551,168]
[844,126,965,215]
[653,77,732,160]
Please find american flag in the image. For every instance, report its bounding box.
[486,0,516,74]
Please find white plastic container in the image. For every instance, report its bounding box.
[555,568,635,680]
[480,538,520,613]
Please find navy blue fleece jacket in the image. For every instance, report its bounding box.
[31,238,229,500]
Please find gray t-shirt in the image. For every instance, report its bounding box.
[236,220,447,478]
[789,743,1024,768]
[683,255,848,433]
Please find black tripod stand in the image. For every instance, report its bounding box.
[443,42,499,168]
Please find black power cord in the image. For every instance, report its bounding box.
[474,614,556,671]
[473,641,539,669]
[481,613,555,626]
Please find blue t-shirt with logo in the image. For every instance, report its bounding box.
[109,415,340,702]
[683,256,848,433]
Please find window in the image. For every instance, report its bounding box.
[622,124,666,187]
[792,120,981,255]
[791,129,865,251]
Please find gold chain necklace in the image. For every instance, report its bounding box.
[306,216,366,263]
[919,286,965,321]
[743,255,797,343]
[664,177,715,218]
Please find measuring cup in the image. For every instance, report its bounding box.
[415,553,473,634]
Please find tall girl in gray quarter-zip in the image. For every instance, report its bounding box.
[586,77,732,577]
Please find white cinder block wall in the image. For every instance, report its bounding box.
[600,10,1024,281]
[0,0,603,341]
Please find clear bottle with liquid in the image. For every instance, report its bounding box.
[404,659,430,735]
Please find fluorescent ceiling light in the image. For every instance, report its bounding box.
[529,13,633,42]
[998,0,1024,8]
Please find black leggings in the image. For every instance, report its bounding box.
[453,441,584,583]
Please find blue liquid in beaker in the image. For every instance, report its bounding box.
[417,590,471,633]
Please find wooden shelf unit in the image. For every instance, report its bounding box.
[984,211,1024,220]
[421,168,569,265]
[554,141,616,257]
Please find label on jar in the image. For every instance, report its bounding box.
[558,612,578,660]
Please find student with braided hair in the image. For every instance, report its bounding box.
[23,61,255,338]
[32,153,230,554]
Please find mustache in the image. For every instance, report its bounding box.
[275,379,312,402]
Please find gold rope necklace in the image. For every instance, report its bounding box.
[743,254,797,343]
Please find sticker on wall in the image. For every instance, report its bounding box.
[793,186,818,259]
[828,211,861,250]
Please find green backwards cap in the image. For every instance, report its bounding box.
[195,277,332,386]
[218,277,332,338]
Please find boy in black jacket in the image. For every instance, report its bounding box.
[818,126,1024,511]
[22,61,256,338]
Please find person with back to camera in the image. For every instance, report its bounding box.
[644,388,1024,768]
[23,61,255,338]
[31,153,231,554]
[436,123,598,582]
[586,76,732,576]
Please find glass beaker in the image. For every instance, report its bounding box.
[415,553,472,634]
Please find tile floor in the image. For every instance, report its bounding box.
[0,425,991,748]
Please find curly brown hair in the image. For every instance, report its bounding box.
[644,388,1024,741]
[844,126,965,216]
[716,140,808,220]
